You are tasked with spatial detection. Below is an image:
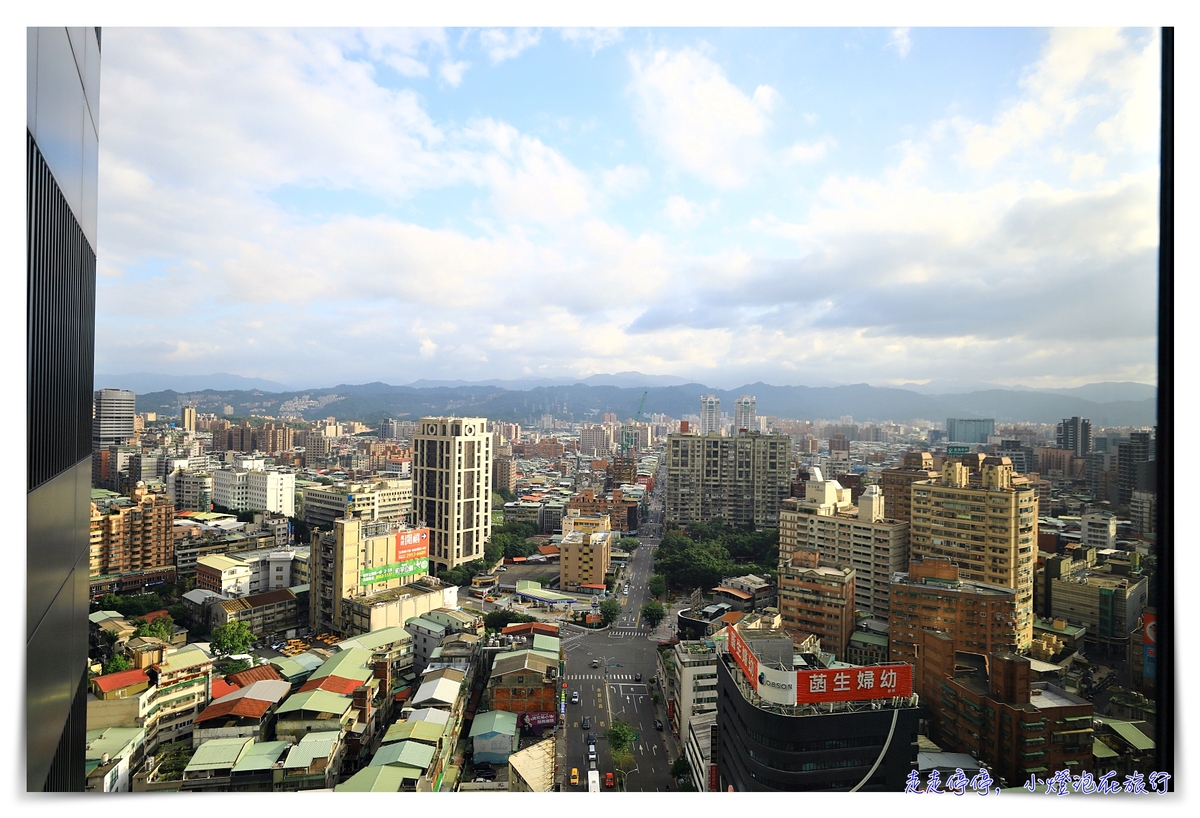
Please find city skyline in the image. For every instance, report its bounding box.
[92,26,1160,391]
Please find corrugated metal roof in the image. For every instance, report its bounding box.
[382,720,443,745]
[369,740,436,771]
[230,741,291,772]
[469,710,518,737]
[283,731,341,769]
[88,610,122,623]
[336,626,411,653]
[335,765,416,792]
[186,737,254,771]
[84,727,144,761]
[155,644,212,674]
[412,676,461,706]
[404,708,450,726]
[276,689,353,716]
[1092,740,1119,759]
[309,647,373,681]
[226,664,285,687]
[298,675,363,696]
[1096,717,1155,751]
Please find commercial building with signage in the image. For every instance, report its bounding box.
[310,518,433,637]
[717,626,921,791]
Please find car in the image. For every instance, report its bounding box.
[635,673,642,682]
[654,719,664,730]
[591,658,599,668]
[571,691,580,704]
[605,772,615,788]
[570,768,579,786]
[473,761,494,772]
[497,566,507,572]
[587,732,596,745]
[582,716,591,729]
[588,746,597,764]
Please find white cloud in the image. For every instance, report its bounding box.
[885,28,912,58]
[786,137,835,163]
[628,46,778,188]
[953,28,1149,170]
[480,28,541,64]
[560,27,623,54]
[439,59,470,87]
[664,195,707,229]
[601,164,650,196]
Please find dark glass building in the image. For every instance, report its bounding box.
[27,26,101,792]
[716,655,921,791]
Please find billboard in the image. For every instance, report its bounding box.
[795,664,913,704]
[727,625,759,692]
[1143,611,1156,683]
[755,664,796,705]
[947,445,970,456]
[521,711,557,728]
[360,528,430,585]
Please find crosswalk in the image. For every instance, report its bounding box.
[566,673,640,681]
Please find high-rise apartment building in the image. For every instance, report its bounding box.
[733,395,756,433]
[578,422,613,457]
[559,530,614,591]
[664,430,791,528]
[909,457,1037,650]
[27,26,102,792]
[412,417,492,574]
[944,417,995,444]
[879,451,938,523]
[776,547,856,658]
[180,404,196,432]
[699,395,721,435]
[1118,431,1152,505]
[92,388,135,488]
[888,556,1018,669]
[779,481,908,618]
[1056,416,1092,457]
[301,477,412,531]
[89,483,177,580]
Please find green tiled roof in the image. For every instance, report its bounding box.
[335,765,419,792]
[283,732,341,769]
[469,710,518,737]
[309,647,374,682]
[382,720,444,745]
[231,741,292,772]
[1095,717,1155,751]
[186,738,253,771]
[276,689,353,717]
[369,740,436,771]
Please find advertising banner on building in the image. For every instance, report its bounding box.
[359,528,430,585]
[727,626,759,692]
[521,711,557,728]
[794,664,913,704]
[755,664,797,705]
[1143,611,1156,683]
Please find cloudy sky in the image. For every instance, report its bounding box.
[92,25,1162,391]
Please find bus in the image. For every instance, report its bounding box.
[587,770,600,792]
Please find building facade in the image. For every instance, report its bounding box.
[699,395,721,435]
[909,457,1037,651]
[733,395,757,433]
[879,451,938,524]
[776,548,856,658]
[558,530,614,591]
[945,418,995,444]
[1056,417,1093,457]
[412,417,492,574]
[664,431,791,528]
[89,483,176,579]
[27,25,103,792]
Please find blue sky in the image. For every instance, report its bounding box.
[90,24,1162,390]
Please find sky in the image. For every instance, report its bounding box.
[90,24,1164,391]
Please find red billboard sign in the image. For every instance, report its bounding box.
[395,528,429,563]
[708,764,719,791]
[794,664,913,704]
[726,625,759,691]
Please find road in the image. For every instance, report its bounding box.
[559,539,678,793]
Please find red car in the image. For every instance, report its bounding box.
[605,772,615,788]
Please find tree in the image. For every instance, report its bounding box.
[606,719,635,755]
[484,609,537,632]
[641,600,665,628]
[648,574,666,598]
[288,515,311,545]
[671,756,692,781]
[134,615,175,642]
[599,598,622,626]
[220,658,252,674]
[618,537,640,551]
[611,748,635,789]
[211,620,255,657]
[104,655,132,674]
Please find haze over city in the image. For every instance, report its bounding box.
[93,25,1161,392]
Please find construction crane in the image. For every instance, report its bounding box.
[634,390,648,423]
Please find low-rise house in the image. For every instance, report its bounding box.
[469,710,519,764]
[192,679,291,746]
[507,734,557,793]
[144,643,214,749]
[335,765,415,792]
[84,726,145,793]
[89,668,150,701]
[210,588,300,638]
[280,730,344,790]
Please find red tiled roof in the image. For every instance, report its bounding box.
[580,583,606,590]
[298,675,361,695]
[538,545,561,556]
[142,609,172,624]
[92,668,149,694]
[394,689,410,702]
[226,664,284,688]
[194,695,274,725]
[210,678,239,700]
[720,611,745,625]
[501,622,560,637]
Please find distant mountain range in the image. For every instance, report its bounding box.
[128,377,1158,427]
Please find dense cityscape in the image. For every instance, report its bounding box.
[27,24,1170,797]
[72,387,1163,793]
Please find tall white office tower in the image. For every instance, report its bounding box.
[734,395,757,433]
[699,395,721,435]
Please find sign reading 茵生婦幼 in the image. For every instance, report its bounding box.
[794,664,913,704]
[726,626,759,692]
